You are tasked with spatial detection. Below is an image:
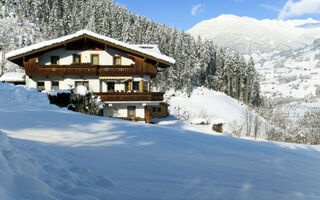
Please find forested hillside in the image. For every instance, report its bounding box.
[0,0,261,106]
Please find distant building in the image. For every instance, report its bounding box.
[5,30,175,122]
[0,72,25,85]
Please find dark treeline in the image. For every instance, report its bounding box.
[0,0,261,106]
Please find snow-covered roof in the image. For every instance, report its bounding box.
[0,72,25,82]
[131,44,162,55]
[5,30,175,65]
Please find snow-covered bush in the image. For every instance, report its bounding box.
[47,88,102,116]
[73,91,101,116]
[298,110,320,145]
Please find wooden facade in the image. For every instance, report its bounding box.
[23,56,158,78]
[94,92,164,102]
[146,103,169,118]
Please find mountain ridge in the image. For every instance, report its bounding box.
[187,14,320,54]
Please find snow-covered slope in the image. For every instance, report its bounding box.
[0,72,25,83]
[255,38,320,99]
[187,14,320,53]
[165,87,246,131]
[1,83,320,199]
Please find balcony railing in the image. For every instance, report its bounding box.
[37,64,136,76]
[24,59,158,77]
[94,92,164,102]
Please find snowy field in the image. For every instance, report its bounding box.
[165,87,246,132]
[1,83,320,200]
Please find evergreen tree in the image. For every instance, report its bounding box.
[1,0,261,106]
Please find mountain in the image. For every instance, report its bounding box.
[187,14,320,54]
[255,37,320,100]
[297,22,320,29]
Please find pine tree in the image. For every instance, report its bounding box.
[0,0,261,106]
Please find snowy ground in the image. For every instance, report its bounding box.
[165,87,246,132]
[1,83,320,199]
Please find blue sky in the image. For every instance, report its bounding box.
[114,0,320,30]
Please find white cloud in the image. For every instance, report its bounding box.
[278,0,320,20]
[191,4,203,16]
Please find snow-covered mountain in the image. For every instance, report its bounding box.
[255,38,320,100]
[187,14,320,54]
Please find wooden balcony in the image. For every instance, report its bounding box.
[24,56,158,77]
[36,64,137,76]
[39,64,100,76]
[94,92,164,102]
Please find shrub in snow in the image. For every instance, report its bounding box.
[73,92,101,115]
[190,117,208,125]
[298,110,320,145]
[75,85,88,96]
[48,92,72,108]
[211,119,224,133]
[47,88,101,116]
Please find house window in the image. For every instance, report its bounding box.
[113,56,121,65]
[73,54,81,64]
[132,81,140,91]
[127,106,136,118]
[143,81,149,92]
[51,56,59,65]
[75,81,89,89]
[125,82,129,92]
[37,82,45,91]
[91,54,99,65]
[107,82,115,92]
[157,107,161,112]
[152,107,156,112]
[51,81,59,90]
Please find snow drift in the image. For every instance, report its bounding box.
[0,130,53,200]
[166,87,246,132]
[1,83,320,199]
[0,83,50,107]
[0,72,25,83]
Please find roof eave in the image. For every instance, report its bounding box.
[6,32,176,66]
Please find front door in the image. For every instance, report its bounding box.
[127,106,136,118]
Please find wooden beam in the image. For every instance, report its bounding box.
[129,80,132,91]
[140,80,144,92]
